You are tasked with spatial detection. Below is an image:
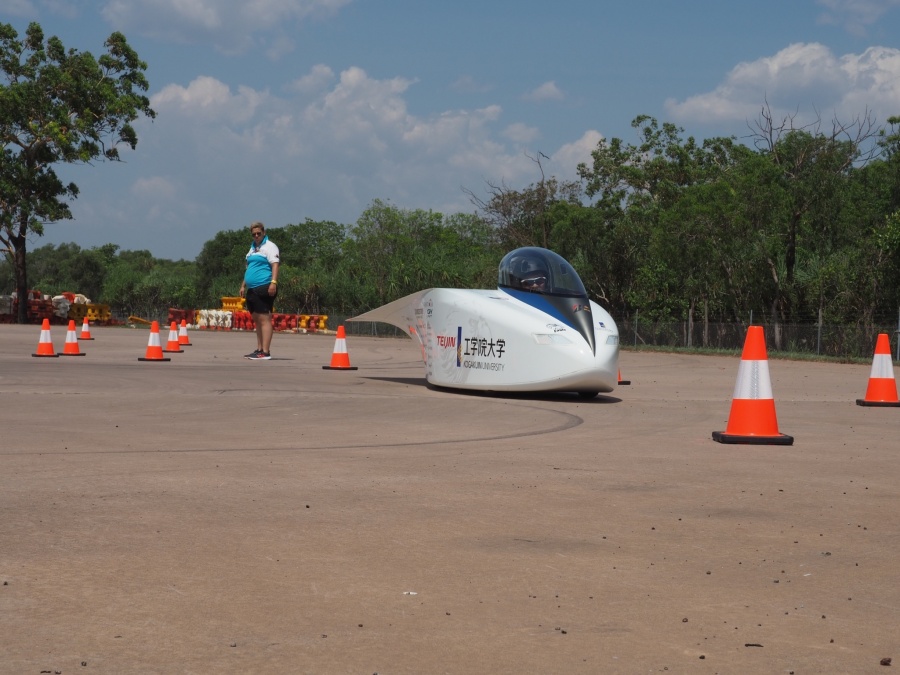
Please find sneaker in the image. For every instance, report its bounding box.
[247,351,271,360]
[244,349,262,358]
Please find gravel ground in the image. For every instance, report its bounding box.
[1,324,897,674]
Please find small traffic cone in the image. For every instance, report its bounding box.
[322,325,358,370]
[78,316,94,340]
[856,333,900,407]
[138,321,171,362]
[32,318,59,358]
[178,319,192,346]
[713,325,793,445]
[163,322,184,353]
[58,320,85,356]
[618,368,631,386]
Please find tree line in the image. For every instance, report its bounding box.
[0,202,500,322]
[3,110,900,343]
[2,107,900,347]
[3,23,900,348]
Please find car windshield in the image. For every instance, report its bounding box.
[497,247,588,297]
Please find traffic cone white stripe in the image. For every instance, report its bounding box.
[178,320,191,345]
[79,317,94,340]
[712,325,792,445]
[59,321,84,355]
[323,325,358,370]
[732,359,773,400]
[164,322,183,352]
[138,321,171,361]
[32,318,59,357]
[869,353,894,380]
[857,333,899,406]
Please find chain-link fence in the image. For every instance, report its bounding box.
[618,318,900,360]
[339,313,900,361]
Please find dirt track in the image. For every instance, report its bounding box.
[1,324,898,674]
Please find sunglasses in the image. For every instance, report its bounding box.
[251,231,264,236]
[522,275,547,287]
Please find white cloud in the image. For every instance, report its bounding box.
[131,176,176,200]
[152,76,269,125]
[451,75,493,94]
[264,33,296,61]
[40,0,79,18]
[100,0,352,54]
[0,0,36,17]
[285,64,335,95]
[550,130,604,173]
[838,45,900,113]
[402,106,504,161]
[502,122,540,144]
[125,66,554,253]
[664,42,900,127]
[816,0,900,35]
[524,81,564,102]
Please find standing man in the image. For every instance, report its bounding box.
[239,221,280,360]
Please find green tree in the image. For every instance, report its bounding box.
[194,228,248,306]
[193,220,352,314]
[545,199,628,308]
[25,241,118,300]
[578,116,711,214]
[577,116,745,323]
[346,200,446,305]
[0,245,13,291]
[271,219,347,313]
[0,21,155,322]
[747,105,881,345]
[466,153,582,250]
[340,200,499,312]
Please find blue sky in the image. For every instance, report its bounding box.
[3,0,900,260]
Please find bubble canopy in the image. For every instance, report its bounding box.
[497,247,588,297]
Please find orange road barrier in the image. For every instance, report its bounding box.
[163,321,184,353]
[322,325,358,370]
[138,321,171,362]
[32,318,59,358]
[79,316,94,340]
[856,333,900,407]
[178,319,192,346]
[712,325,793,445]
[59,320,85,356]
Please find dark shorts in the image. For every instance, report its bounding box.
[245,284,277,314]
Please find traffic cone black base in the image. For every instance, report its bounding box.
[32,318,59,358]
[856,333,900,407]
[138,321,172,362]
[323,325,358,370]
[713,326,793,446]
[712,430,794,445]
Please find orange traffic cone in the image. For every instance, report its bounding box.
[58,320,85,356]
[163,322,184,353]
[138,321,171,362]
[322,325,358,370]
[32,318,59,358]
[178,319,192,346]
[712,325,793,445]
[856,333,900,407]
[79,316,94,340]
[618,368,631,386]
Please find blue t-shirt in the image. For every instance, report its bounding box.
[244,236,280,288]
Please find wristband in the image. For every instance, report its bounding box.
[270,280,277,285]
